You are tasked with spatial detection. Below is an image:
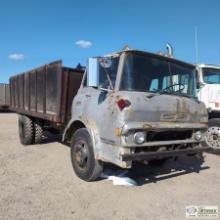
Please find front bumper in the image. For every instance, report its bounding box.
[121,145,211,161]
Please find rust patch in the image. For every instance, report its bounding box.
[143,123,153,129]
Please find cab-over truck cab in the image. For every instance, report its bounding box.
[197,64,220,149]
[64,49,211,181]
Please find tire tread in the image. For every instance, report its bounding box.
[34,120,44,144]
[19,115,34,145]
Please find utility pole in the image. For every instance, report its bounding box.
[195,26,199,63]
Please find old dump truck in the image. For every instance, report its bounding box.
[10,49,212,181]
[0,83,10,111]
[196,64,220,149]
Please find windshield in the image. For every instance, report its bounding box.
[120,53,197,97]
[203,68,220,84]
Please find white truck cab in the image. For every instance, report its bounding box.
[197,64,220,149]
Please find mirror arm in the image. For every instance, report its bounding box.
[99,87,114,92]
[197,82,205,89]
[106,73,114,90]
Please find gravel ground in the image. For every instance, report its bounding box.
[0,113,220,220]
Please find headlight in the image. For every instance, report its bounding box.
[195,131,202,141]
[134,132,145,144]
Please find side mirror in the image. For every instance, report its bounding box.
[100,57,112,68]
[87,58,99,87]
[196,82,203,89]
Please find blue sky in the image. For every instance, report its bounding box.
[0,0,220,82]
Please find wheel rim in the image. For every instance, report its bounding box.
[73,140,89,171]
[206,126,220,149]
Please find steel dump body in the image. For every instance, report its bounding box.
[10,61,84,124]
[0,83,10,110]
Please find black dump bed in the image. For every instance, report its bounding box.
[0,83,10,110]
[10,60,84,124]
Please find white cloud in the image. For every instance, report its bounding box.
[8,53,25,60]
[75,40,92,48]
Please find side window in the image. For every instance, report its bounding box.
[149,79,159,91]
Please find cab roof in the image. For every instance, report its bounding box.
[197,63,220,70]
[103,48,195,69]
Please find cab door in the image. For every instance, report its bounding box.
[72,56,120,142]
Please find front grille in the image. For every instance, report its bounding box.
[146,130,193,142]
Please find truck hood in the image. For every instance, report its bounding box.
[116,91,207,124]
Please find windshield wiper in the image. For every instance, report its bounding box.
[170,91,196,99]
[151,89,173,95]
[158,90,173,95]
[151,89,196,99]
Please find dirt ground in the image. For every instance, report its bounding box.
[0,113,220,220]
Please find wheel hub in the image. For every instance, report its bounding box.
[206,126,220,149]
[74,141,89,169]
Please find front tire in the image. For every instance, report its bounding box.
[18,115,34,145]
[70,128,103,181]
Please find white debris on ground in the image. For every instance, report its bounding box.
[101,169,137,186]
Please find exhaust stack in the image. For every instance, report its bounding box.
[166,43,173,57]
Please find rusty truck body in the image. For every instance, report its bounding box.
[10,49,212,181]
[0,83,10,111]
[10,61,84,124]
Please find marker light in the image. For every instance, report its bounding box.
[117,99,131,111]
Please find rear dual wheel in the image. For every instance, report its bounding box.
[19,115,34,145]
[34,120,44,144]
[18,115,44,145]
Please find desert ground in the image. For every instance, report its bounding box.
[0,113,219,220]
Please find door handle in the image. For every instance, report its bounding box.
[85,94,91,98]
